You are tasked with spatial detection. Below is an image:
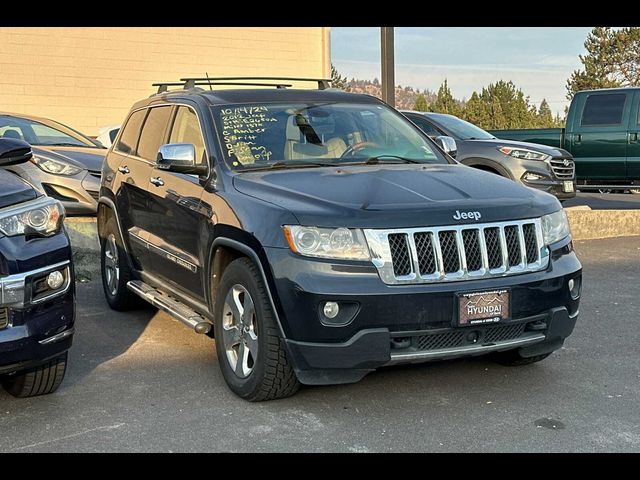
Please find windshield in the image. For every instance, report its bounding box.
[212,102,449,170]
[0,115,101,148]
[430,114,495,140]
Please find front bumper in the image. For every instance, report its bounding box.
[265,241,581,385]
[503,156,576,199]
[6,162,99,215]
[0,232,75,374]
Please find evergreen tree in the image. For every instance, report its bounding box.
[432,80,461,116]
[413,94,430,112]
[566,27,640,98]
[537,99,554,127]
[330,64,348,91]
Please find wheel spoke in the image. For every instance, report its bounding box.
[222,325,241,349]
[235,341,248,377]
[245,331,258,359]
[225,288,243,324]
[242,294,255,326]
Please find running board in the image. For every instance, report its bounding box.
[127,280,212,334]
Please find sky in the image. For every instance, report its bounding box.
[330,27,594,115]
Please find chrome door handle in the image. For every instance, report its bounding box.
[118,166,130,174]
[150,177,164,187]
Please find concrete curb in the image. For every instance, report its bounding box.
[565,208,640,241]
[65,217,99,282]
[64,208,639,278]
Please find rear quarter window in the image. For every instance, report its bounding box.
[116,109,147,155]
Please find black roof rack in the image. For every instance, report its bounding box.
[153,76,331,94]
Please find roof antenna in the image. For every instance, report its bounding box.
[205,72,213,91]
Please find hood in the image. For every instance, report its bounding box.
[232,164,561,229]
[468,138,570,158]
[33,146,106,172]
[0,169,39,209]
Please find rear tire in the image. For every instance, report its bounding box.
[214,257,300,401]
[2,352,68,397]
[491,350,552,366]
[100,215,141,311]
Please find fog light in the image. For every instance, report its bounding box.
[47,271,65,290]
[323,301,340,319]
[523,172,545,182]
[568,277,581,300]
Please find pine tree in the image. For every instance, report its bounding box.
[432,80,461,116]
[537,99,554,128]
[566,27,640,99]
[330,64,348,91]
[413,94,430,112]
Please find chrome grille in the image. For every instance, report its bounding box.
[549,158,575,179]
[388,233,411,277]
[89,170,102,179]
[365,218,548,285]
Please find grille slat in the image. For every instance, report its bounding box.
[549,158,575,179]
[522,224,539,263]
[439,231,460,273]
[368,219,546,285]
[388,233,412,277]
[414,232,436,275]
[462,229,482,271]
[504,225,522,267]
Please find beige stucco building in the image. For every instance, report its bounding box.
[0,27,331,136]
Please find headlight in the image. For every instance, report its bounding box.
[498,147,550,161]
[283,226,371,260]
[541,210,571,245]
[31,156,84,176]
[0,198,64,237]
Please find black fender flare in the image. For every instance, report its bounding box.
[207,236,288,339]
[461,158,515,181]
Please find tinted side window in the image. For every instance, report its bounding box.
[168,106,207,165]
[407,115,440,137]
[116,109,146,154]
[137,106,172,161]
[581,93,627,126]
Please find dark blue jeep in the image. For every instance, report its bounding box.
[0,137,74,397]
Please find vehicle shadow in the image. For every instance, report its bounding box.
[62,279,157,387]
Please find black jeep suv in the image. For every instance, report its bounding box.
[98,77,582,401]
[0,138,74,397]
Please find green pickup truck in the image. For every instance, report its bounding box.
[489,87,640,192]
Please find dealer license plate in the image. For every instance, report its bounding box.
[458,289,510,326]
[563,181,574,193]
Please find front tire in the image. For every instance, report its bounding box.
[2,352,68,397]
[214,258,299,401]
[100,215,141,311]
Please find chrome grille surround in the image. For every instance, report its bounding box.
[364,218,549,285]
[548,157,575,179]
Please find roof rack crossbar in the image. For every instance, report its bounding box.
[179,76,332,90]
[152,82,186,94]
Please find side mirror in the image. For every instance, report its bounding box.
[435,136,457,158]
[0,138,33,167]
[156,143,208,175]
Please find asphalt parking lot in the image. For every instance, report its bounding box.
[565,191,640,210]
[1,236,639,452]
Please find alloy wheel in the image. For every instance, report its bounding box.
[222,284,258,378]
[103,233,120,296]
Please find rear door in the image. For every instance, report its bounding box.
[145,104,209,300]
[122,105,173,272]
[569,91,631,182]
[112,108,151,269]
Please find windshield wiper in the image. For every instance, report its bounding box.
[241,160,338,171]
[44,142,88,147]
[353,155,424,165]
